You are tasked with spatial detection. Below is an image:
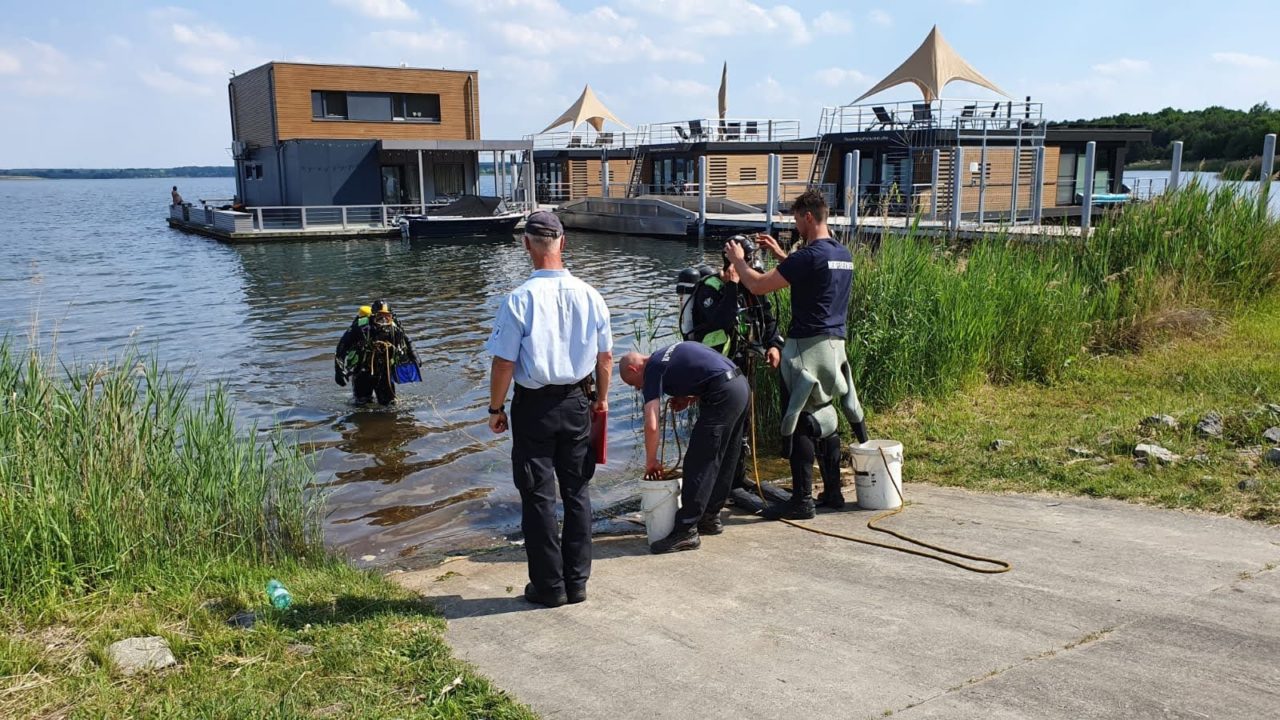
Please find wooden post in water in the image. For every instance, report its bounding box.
[1169,141,1183,191]
[697,155,708,240]
[1081,141,1097,233]
[1260,134,1276,215]
[950,147,964,233]
[930,149,940,221]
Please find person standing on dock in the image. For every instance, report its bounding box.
[485,211,613,608]
[682,234,783,508]
[725,190,869,519]
[170,185,184,206]
[619,342,750,553]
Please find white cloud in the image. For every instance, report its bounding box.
[814,10,853,35]
[750,75,796,106]
[139,67,213,96]
[370,28,469,55]
[331,0,419,20]
[586,6,637,31]
[868,9,892,27]
[1211,52,1276,69]
[0,50,19,75]
[647,75,713,99]
[623,0,812,45]
[176,55,231,77]
[816,67,869,88]
[170,23,239,53]
[493,21,700,63]
[1091,57,1150,76]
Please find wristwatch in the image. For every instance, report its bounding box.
[488,405,505,415]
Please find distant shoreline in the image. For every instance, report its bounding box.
[0,167,235,180]
[0,175,42,181]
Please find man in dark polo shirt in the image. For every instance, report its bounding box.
[619,342,749,553]
[725,189,869,519]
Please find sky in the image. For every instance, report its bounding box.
[2,0,1278,167]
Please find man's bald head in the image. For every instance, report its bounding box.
[619,350,648,388]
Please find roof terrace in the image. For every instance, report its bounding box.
[822,98,1044,136]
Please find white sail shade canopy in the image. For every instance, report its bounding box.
[540,85,631,133]
[854,25,1010,104]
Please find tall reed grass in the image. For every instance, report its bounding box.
[0,346,320,604]
[755,181,1280,422]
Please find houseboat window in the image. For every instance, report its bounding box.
[1056,151,1080,205]
[311,91,349,119]
[395,93,441,122]
[434,163,465,196]
[655,157,697,193]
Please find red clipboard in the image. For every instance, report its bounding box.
[590,409,607,465]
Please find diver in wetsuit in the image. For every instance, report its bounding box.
[682,234,784,502]
[335,300,420,406]
[725,190,869,518]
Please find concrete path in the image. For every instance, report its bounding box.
[394,486,1280,719]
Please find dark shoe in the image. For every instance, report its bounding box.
[697,513,724,536]
[566,584,587,605]
[650,528,701,554]
[760,499,816,521]
[524,583,567,608]
[816,491,846,510]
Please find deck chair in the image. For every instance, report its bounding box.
[595,132,614,147]
[567,136,583,148]
[911,103,932,127]
[988,102,1002,118]
[689,119,704,141]
[959,104,976,128]
[726,122,742,141]
[871,106,895,129]
[745,121,759,138]
[674,125,690,142]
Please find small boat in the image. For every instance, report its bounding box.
[398,196,523,239]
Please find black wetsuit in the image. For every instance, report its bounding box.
[335,316,418,405]
[684,274,783,491]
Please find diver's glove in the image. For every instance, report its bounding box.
[334,363,347,387]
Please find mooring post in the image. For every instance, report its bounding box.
[765,154,778,236]
[524,151,537,209]
[1170,141,1183,192]
[698,155,708,240]
[1031,146,1045,224]
[1081,141,1097,233]
[842,152,854,219]
[850,150,861,234]
[950,147,964,232]
[1010,146,1021,224]
[601,156,611,199]
[930,148,941,221]
[1260,133,1276,215]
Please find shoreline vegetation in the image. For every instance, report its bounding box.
[3,182,1277,716]
[0,348,532,717]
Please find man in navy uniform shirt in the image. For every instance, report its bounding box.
[486,211,613,607]
[619,342,749,553]
[725,190,869,520]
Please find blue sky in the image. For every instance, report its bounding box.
[2,0,1277,167]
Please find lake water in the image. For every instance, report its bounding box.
[2,177,714,566]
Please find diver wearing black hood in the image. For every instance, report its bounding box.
[335,300,420,405]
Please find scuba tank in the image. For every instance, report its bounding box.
[677,264,715,339]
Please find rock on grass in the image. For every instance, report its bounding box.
[988,439,1012,452]
[1194,412,1224,439]
[1134,443,1178,465]
[1263,427,1280,444]
[107,636,177,676]
[1142,414,1179,430]
[1266,448,1280,467]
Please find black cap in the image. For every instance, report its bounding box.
[524,211,563,238]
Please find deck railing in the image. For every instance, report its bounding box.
[172,201,535,234]
[822,99,1045,135]
[527,130,644,150]
[642,118,802,145]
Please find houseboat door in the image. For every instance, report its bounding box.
[381,166,405,205]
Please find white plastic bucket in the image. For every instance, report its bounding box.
[850,440,904,510]
[641,477,682,544]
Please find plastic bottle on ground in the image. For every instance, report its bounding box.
[266,579,293,610]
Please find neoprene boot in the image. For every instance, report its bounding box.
[814,434,845,509]
[762,437,816,521]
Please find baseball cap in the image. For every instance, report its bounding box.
[524,210,563,239]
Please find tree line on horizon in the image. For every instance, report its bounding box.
[1055,103,1280,163]
[0,166,236,180]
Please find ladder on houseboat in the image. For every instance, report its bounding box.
[625,126,650,197]
[807,106,836,190]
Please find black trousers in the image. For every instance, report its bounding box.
[511,384,595,594]
[353,372,395,405]
[676,374,749,533]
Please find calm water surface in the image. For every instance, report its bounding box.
[2,177,714,565]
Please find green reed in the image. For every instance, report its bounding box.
[0,345,321,604]
[753,181,1280,424]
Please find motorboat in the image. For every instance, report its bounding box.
[397,196,523,239]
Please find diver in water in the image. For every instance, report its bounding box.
[680,234,783,505]
[725,190,869,518]
[334,300,420,406]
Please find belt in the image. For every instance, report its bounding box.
[700,367,743,393]
[515,377,589,398]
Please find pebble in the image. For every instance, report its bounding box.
[360,555,376,562]
[1133,443,1178,465]
[1266,448,1280,467]
[1067,447,1095,458]
[1194,412,1224,439]
[988,439,1012,452]
[1141,414,1179,430]
[1238,478,1259,491]
[226,611,257,630]
[1263,427,1280,444]
[106,636,177,676]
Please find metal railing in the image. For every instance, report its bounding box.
[642,118,802,145]
[1126,177,1168,200]
[527,130,644,150]
[822,99,1044,135]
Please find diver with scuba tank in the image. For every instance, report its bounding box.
[334,300,421,406]
[677,234,784,503]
